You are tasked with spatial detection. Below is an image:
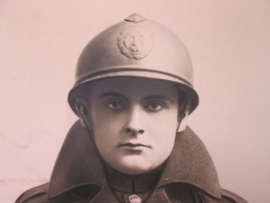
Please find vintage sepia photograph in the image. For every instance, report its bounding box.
[1,1,269,203]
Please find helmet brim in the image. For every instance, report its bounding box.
[68,68,199,116]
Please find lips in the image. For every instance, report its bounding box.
[118,143,151,148]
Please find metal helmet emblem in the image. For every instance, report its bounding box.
[117,26,154,60]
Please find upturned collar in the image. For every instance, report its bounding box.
[48,120,221,200]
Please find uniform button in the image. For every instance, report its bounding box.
[129,195,141,203]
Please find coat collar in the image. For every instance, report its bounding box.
[48,120,221,200]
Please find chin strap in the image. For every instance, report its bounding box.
[74,102,101,155]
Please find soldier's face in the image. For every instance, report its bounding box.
[88,77,179,175]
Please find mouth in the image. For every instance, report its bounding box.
[118,143,151,149]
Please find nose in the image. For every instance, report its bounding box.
[124,105,145,136]
[125,128,144,136]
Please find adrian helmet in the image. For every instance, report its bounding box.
[68,13,199,115]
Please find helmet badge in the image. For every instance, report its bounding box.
[117,26,154,60]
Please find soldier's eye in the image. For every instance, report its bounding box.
[107,101,123,110]
[145,102,164,111]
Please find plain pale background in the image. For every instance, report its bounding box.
[1,1,269,202]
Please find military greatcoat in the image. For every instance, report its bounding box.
[16,121,247,203]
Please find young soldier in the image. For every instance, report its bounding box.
[16,14,247,203]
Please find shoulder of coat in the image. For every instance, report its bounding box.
[221,189,248,203]
[192,187,248,203]
[15,183,49,203]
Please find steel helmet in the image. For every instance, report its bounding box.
[68,13,199,115]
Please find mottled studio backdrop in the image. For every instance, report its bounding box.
[0,1,269,202]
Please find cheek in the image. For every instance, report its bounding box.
[146,110,178,147]
[91,110,127,138]
[146,110,178,133]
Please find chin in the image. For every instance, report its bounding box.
[115,156,154,175]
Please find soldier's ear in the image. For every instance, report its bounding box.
[75,98,90,129]
[177,110,189,133]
